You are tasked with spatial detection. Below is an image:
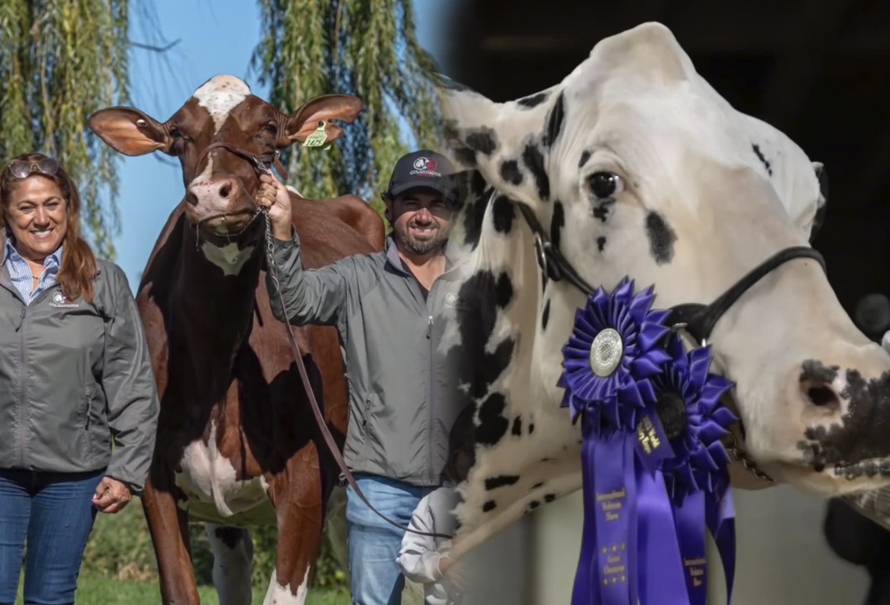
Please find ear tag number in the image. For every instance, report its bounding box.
[302,121,329,149]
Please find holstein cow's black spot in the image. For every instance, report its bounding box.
[543,92,565,148]
[512,416,523,436]
[477,392,510,446]
[592,199,615,223]
[495,273,514,308]
[542,299,551,331]
[528,500,541,510]
[483,500,497,512]
[528,423,535,435]
[465,128,498,156]
[448,270,516,447]
[579,149,592,168]
[492,195,515,234]
[522,144,550,201]
[550,201,565,250]
[752,143,773,176]
[645,211,677,265]
[597,236,607,252]
[544,494,556,503]
[453,146,478,167]
[532,482,545,489]
[517,91,550,108]
[801,369,890,473]
[485,475,520,490]
[800,359,839,386]
[462,182,492,250]
[444,121,478,167]
[214,527,244,550]
[500,160,523,186]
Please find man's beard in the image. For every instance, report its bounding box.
[394,222,449,255]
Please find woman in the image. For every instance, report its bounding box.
[0,153,159,604]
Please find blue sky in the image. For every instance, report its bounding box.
[116,0,449,286]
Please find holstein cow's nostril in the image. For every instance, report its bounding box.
[799,359,842,409]
[806,385,840,408]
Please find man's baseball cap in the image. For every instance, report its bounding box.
[385,149,457,202]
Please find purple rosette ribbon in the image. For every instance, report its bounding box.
[561,279,737,605]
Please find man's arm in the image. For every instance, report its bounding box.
[258,172,354,327]
[266,230,354,326]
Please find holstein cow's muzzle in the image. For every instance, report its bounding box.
[796,356,890,480]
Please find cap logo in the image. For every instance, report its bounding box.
[409,156,441,177]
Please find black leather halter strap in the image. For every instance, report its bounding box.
[197,141,289,181]
[516,203,826,343]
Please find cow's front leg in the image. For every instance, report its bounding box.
[142,473,201,604]
[263,444,326,605]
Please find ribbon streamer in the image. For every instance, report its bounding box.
[560,279,738,605]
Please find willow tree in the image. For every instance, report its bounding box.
[254,0,442,213]
[0,0,129,257]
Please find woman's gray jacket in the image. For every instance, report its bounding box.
[0,238,159,491]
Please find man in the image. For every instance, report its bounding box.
[258,150,461,605]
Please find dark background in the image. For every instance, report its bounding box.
[440,0,890,324]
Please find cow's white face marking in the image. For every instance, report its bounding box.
[174,420,272,523]
[194,75,251,133]
[263,568,310,605]
[200,241,256,276]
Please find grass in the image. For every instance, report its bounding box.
[23,497,353,604]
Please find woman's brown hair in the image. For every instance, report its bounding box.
[0,152,98,303]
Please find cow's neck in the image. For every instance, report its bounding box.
[171,223,264,393]
[451,197,585,554]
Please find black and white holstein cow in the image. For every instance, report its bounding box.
[437,22,890,559]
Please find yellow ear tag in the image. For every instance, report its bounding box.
[302,121,329,149]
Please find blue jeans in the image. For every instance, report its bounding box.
[0,469,103,605]
[346,475,434,605]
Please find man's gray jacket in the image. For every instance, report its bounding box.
[0,240,159,491]
[267,235,460,486]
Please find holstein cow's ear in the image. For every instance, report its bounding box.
[283,95,363,146]
[88,108,172,156]
[438,79,558,207]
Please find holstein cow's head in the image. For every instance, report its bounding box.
[89,75,361,273]
[440,22,890,554]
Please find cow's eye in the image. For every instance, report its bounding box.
[588,171,624,199]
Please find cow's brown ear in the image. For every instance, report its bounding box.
[89,108,172,156]
[283,95,363,146]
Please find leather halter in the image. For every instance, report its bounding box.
[517,202,827,482]
[196,141,289,182]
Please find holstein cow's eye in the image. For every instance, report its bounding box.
[588,172,624,198]
[262,122,278,135]
[588,171,624,199]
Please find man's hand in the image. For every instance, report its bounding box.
[92,477,132,514]
[256,172,293,241]
[439,553,467,593]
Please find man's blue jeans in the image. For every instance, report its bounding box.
[0,469,103,605]
[346,474,434,605]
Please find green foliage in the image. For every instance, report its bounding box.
[253,0,442,207]
[0,0,129,258]
[82,498,349,593]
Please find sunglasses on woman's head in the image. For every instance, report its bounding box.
[7,157,61,180]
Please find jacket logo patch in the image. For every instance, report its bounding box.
[49,291,78,308]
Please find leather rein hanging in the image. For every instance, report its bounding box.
[203,142,454,539]
[516,203,827,483]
